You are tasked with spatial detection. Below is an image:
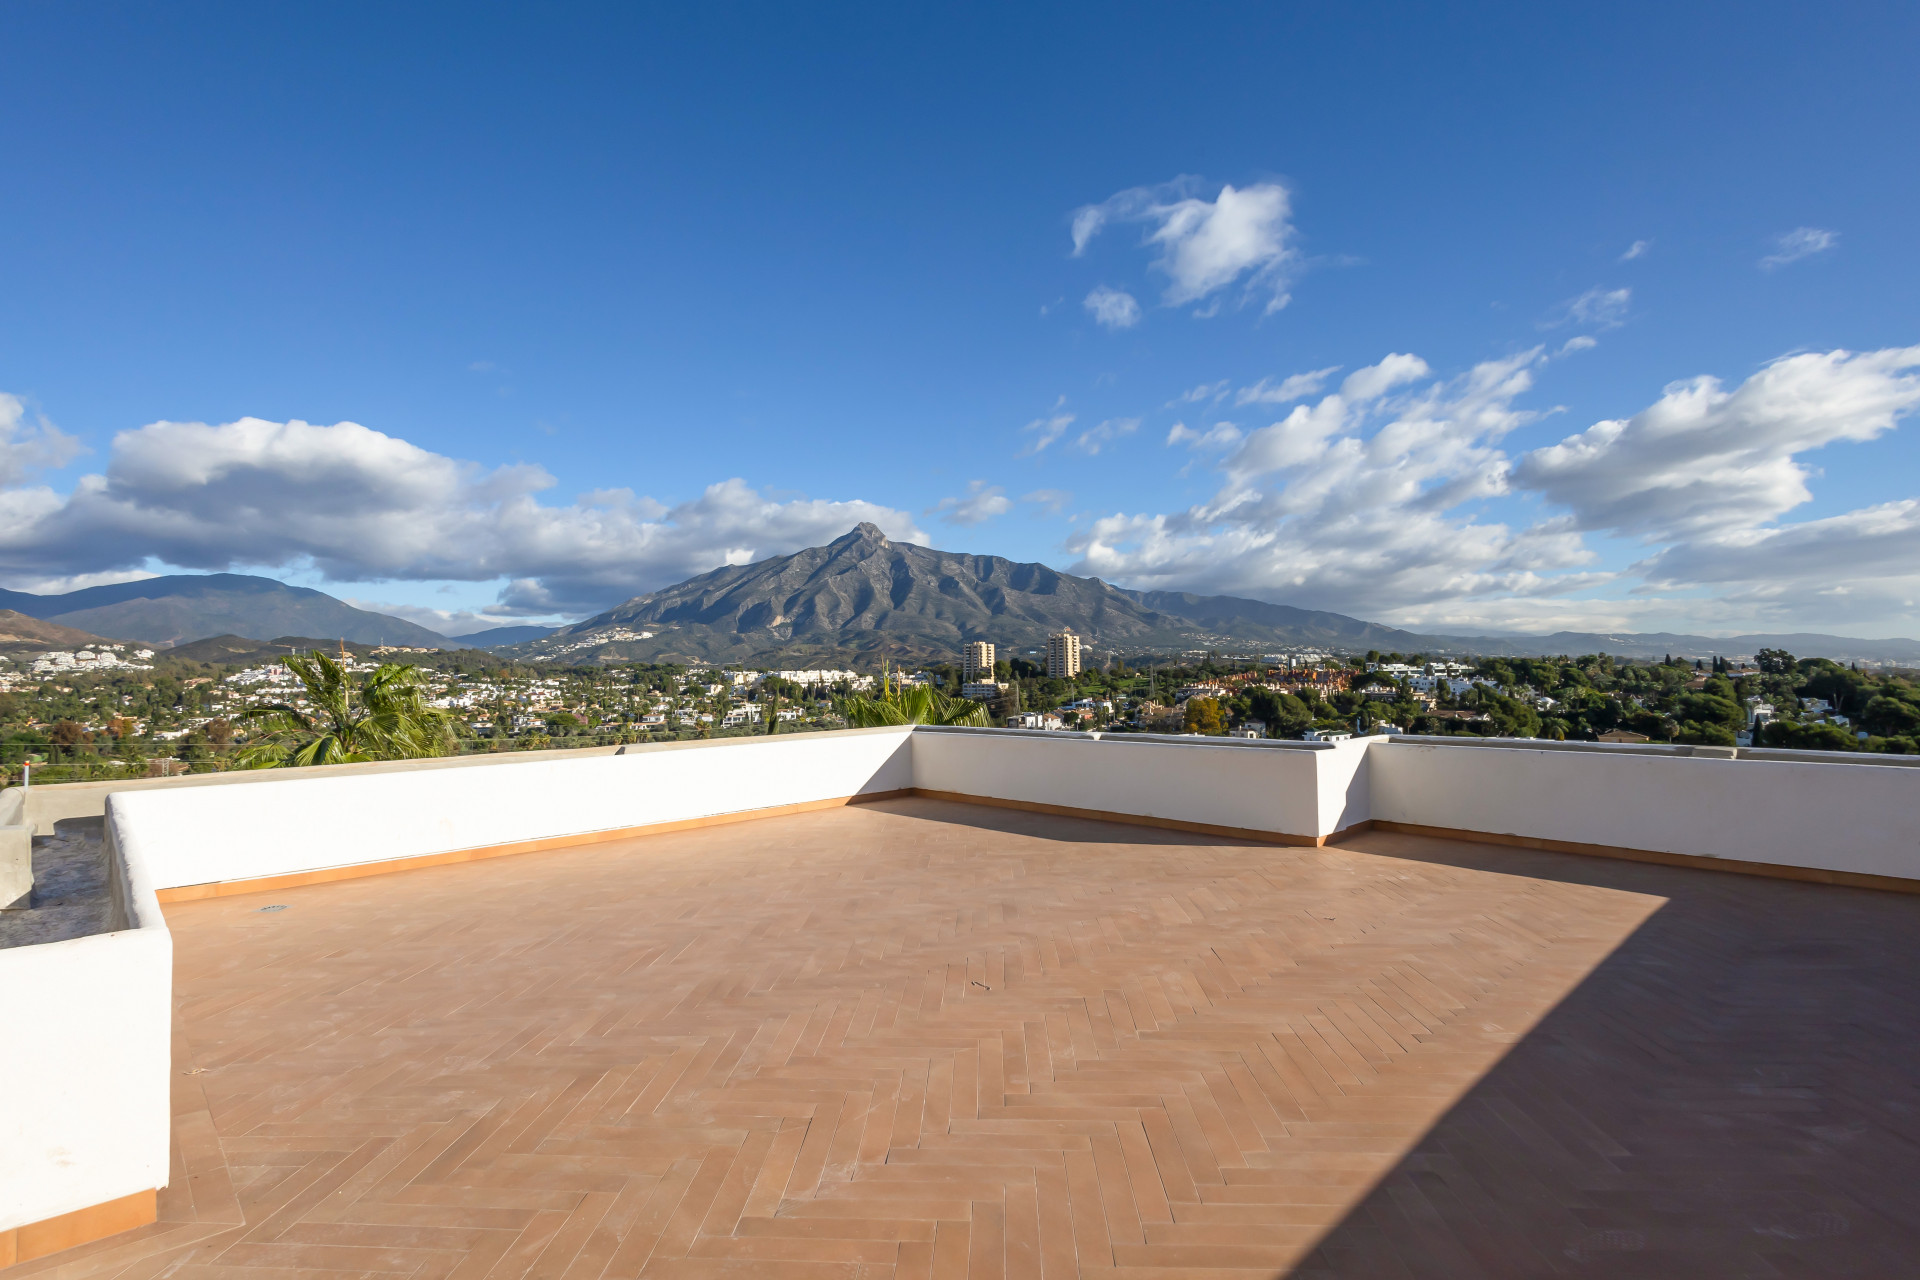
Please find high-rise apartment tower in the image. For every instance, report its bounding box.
[962,641,995,683]
[1046,631,1082,679]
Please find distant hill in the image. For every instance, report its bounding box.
[0,610,121,656]
[1422,629,1920,664]
[511,522,1432,664]
[448,625,558,648]
[0,574,452,649]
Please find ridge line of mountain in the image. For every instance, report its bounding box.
[1,529,1914,662]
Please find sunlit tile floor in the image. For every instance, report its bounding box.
[25,797,1920,1278]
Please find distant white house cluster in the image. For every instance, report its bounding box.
[31,645,156,675]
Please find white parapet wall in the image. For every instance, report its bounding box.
[110,727,915,893]
[910,727,1372,841]
[0,816,170,1236]
[7,725,1920,1255]
[1369,737,1920,880]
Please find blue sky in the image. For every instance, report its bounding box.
[2,2,1917,637]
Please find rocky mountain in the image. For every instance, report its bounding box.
[514,523,1432,665]
[0,574,451,649]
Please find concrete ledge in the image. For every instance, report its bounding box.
[1369,819,1920,895]
[153,789,914,903]
[0,1188,156,1268]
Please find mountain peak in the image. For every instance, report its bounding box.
[828,522,892,554]
[554,528,1433,664]
[838,521,888,543]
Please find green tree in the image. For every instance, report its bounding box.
[840,668,992,727]
[1861,695,1920,739]
[1183,697,1227,735]
[1756,721,1859,752]
[1755,648,1797,675]
[236,650,453,768]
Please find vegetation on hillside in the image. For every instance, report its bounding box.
[236,651,454,767]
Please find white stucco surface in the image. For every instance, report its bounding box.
[0,816,170,1234]
[109,727,915,892]
[911,728,1335,837]
[1369,739,1920,878]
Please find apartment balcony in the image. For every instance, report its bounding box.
[2,728,1917,1278]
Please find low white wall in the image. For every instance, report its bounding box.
[0,824,169,1233]
[15,743,629,828]
[1370,739,1920,879]
[11,725,1920,1249]
[111,727,913,892]
[911,728,1353,839]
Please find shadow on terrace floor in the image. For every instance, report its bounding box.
[1293,829,1920,1278]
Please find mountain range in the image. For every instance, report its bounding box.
[509,523,1920,665]
[2,531,1915,665]
[0,574,454,648]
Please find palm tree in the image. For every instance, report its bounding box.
[235,650,454,768]
[840,665,993,728]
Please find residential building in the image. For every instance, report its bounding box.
[962,641,995,683]
[961,681,1009,702]
[1046,631,1081,679]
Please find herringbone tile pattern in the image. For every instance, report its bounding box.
[15,797,1919,1278]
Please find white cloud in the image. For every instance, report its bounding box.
[1761,227,1838,270]
[1023,488,1072,514]
[1171,380,1230,406]
[1063,344,1920,634]
[1545,286,1631,330]
[0,393,85,486]
[1083,286,1142,330]
[1068,350,1576,622]
[1166,422,1243,451]
[928,481,1013,527]
[1020,401,1076,455]
[1514,346,1920,539]
[1235,366,1341,406]
[343,599,538,636]
[1558,335,1598,355]
[1336,354,1431,402]
[1073,418,1139,455]
[1629,500,1920,629]
[0,414,926,613]
[1070,178,1298,313]
[1620,240,1651,261]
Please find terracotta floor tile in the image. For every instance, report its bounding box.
[17,797,1908,1280]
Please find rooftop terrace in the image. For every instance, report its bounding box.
[17,794,1920,1278]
